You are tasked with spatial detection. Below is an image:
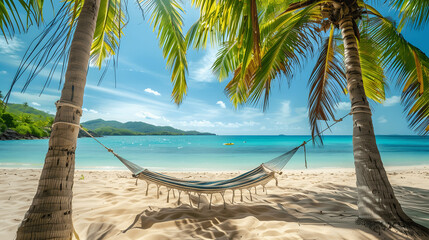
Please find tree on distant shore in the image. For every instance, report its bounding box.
[4,0,188,238]
[186,0,429,237]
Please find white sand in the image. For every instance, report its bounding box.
[1,166,428,239]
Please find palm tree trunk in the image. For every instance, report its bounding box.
[16,0,100,238]
[339,16,412,225]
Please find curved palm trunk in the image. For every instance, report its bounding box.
[339,16,412,225]
[16,0,100,238]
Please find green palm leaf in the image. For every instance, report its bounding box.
[356,29,386,104]
[91,0,126,69]
[212,41,240,82]
[367,16,429,134]
[187,0,247,49]
[308,25,346,141]
[249,6,320,109]
[389,0,429,31]
[0,0,45,39]
[141,0,188,104]
[4,0,126,102]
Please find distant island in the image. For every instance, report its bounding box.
[80,119,215,136]
[0,103,214,140]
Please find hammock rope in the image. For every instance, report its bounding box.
[262,112,350,172]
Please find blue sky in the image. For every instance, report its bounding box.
[0,2,428,135]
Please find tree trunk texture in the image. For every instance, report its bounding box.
[340,16,429,238]
[340,16,412,223]
[339,16,429,239]
[16,0,100,239]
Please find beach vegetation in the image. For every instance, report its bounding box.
[14,123,32,135]
[0,104,52,137]
[185,0,429,237]
[0,118,6,132]
[1,112,16,128]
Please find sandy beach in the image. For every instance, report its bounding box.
[1,166,428,239]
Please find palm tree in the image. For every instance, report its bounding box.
[9,0,188,238]
[187,0,429,236]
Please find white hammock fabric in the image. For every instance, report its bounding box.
[111,147,299,208]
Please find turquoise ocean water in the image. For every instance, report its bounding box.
[0,135,428,171]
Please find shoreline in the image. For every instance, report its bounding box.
[1,167,428,239]
[1,164,428,172]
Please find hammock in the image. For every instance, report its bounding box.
[75,113,350,209]
[105,147,299,209]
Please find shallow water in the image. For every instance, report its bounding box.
[0,135,428,171]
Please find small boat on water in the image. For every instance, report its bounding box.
[223,142,234,145]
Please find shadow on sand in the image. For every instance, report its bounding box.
[85,183,428,239]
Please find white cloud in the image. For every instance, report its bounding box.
[31,102,41,107]
[0,38,23,55]
[216,101,226,109]
[0,70,7,74]
[273,102,308,129]
[217,121,258,128]
[144,88,161,96]
[86,84,170,109]
[189,48,218,82]
[182,120,215,127]
[10,92,59,104]
[179,120,258,129]
[237,107,264,119]
[383,96,400,107]
[378,116,387,123]
[136,111,161,120]
[280,101,292,117]
[82,108,98,114]
[336,101,350,111]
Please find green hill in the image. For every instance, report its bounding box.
[0,103,54,138]
[6,103,54,120]
[81,119,214,136]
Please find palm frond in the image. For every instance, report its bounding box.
[250,0,261,65]
[189,0,273,107]
[389,0,429,31]
[188,0,239,48]
[224,60,258,107]
[141,0,188,104]
[248,6,320,109]
[308,25,346,142]
[234,0,262,100]
[212,41,240,81]
[4,2,76,104]
[4,0,128,104]
[368,16,429,134]
[0,0,45,40]
[91,0,126,70]
[356,32,386,103]
[402,48,429,134]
